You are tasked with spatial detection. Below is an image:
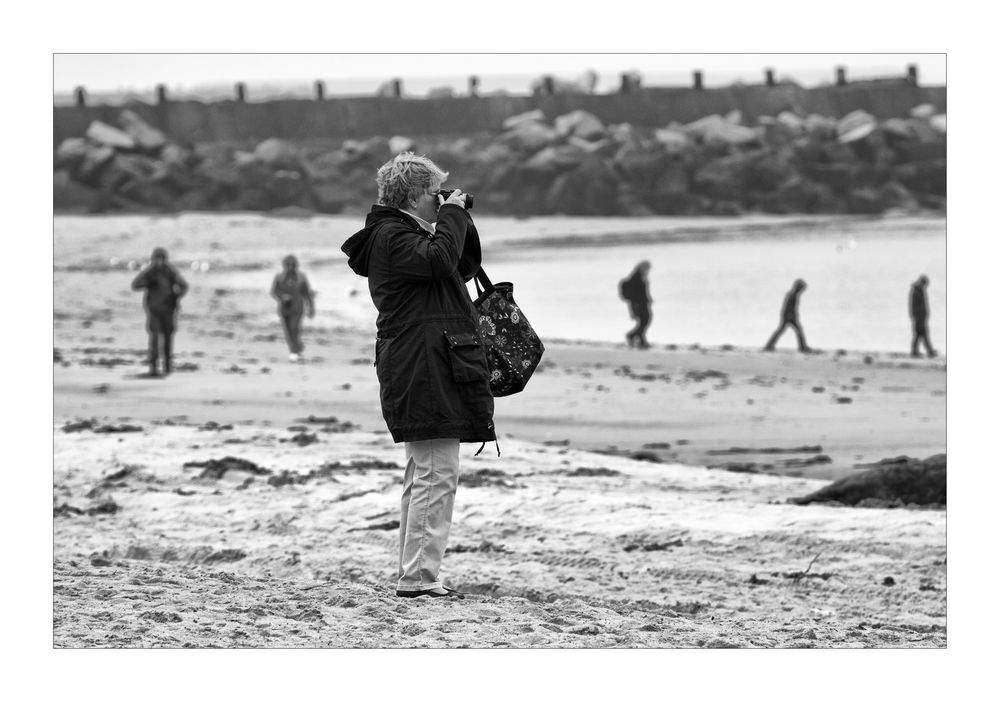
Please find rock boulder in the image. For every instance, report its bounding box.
[790,454,945,506]
[501,109,546,131]
[74,144,117,184]
[85,121,136,150]
[118,110,167,153]
[544,157,620,215]
[683,114,759,146]
[498,121,559,154]
[837,110,878,144]
[653,128,690,153]
[553,110,606,141]
[254,138,304,171]
[54,138,90,170]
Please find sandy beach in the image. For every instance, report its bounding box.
[53,213,946,647]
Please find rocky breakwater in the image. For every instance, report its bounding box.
[54,104,946,216]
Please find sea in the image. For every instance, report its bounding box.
[54,213,946,355]
[485,218,946,354]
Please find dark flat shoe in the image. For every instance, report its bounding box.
[396,587,465,599]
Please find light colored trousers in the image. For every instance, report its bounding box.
[396,438,461,592]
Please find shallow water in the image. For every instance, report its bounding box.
[54,213,946,354]
[487,224,946,353]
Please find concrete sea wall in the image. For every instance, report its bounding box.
[54,82,946,145]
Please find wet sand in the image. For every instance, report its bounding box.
[54,333,945,481]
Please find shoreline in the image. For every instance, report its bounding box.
[55,335,945,482]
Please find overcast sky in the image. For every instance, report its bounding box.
[54,53,945,96]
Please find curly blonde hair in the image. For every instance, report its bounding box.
[375,152,449,209]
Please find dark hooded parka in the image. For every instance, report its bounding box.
[341,203,495,444]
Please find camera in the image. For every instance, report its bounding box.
[437,189,474,210]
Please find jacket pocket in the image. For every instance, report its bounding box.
[374,338,394,408]
[443,331,488,383]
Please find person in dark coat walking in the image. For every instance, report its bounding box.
[131,247,189,376]
[909,275,937,357]
[764,278,811,352]
[271,254,315,362]
[341,153,494,599]
[620,260,652,349]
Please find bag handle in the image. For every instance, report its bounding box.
[474,267,494,298]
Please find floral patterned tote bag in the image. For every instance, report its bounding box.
[472,267,545,397]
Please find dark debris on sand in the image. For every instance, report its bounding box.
[709,455,831,474]
[80,356,135,368]
[53,498,121,518]
[266,459,403,488]
[295,415,359,433]
[315,459,402,475]
[198,421,234,431]
[564,467,623,477]
[348,520,400,532]
[623,538,683,552]
[183,456,272,480]
[460,469,520,489]
[447,540,509,554]
[85,464,144,497]
[266,471,309,488]
[592,447,663,463]
[707,445,823,455]
[61,419,143,434]
[281,432,319,447]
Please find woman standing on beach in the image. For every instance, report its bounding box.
[270,254,315,362]
[341,153,494,599]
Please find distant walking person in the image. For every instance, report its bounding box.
[131,247,189,376]
[764,278,811,352]
[271,254,315,362]
[620,260,652,349]
[909,275,937,358]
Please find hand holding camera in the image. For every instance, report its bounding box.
[437,188,474,210]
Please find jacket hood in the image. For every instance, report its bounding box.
[341,205,408,277]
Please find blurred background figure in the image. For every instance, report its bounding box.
[764,278,811,353]
[271,254,315,362]
[909,275,937,358]
[131,246,188,377]
[620,260,652,349]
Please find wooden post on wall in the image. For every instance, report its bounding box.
[836,67,847,86]
[74,86,86,107]
[693,71,703,90]
[315,80,326,100]
[236,82,247,102]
